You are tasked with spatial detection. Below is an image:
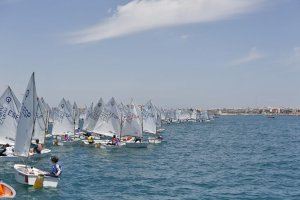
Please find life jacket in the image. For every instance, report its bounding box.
[88,136,94,143]
[51,163,62,176]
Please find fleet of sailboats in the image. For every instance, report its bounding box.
[0,72,214,192]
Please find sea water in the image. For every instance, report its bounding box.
[1,116,300,199]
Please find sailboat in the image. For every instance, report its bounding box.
[31,97,51,157]
[0,86,20,146]
[123,100,148,148]
[154,106,165,133]
[142,101,162,144]
[13,73,60,188]
[0,86,21,161]
[0,181,16,198]
[82,102,93,131]
[72,102,80,130]
[52,98,76,146]
[188,109,197,122]
[81,98,104,145]
[92,97,121,146]
[86,98,103,131]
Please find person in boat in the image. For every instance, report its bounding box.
[47,156,62,177]
[107,135,118,145]
[134,136,142,143]
[32,139,43,154]
[84,131,92,137]
[87,136,94,144]
[64,134,70,141]
[0,144,10,156]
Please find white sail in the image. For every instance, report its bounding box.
[14,73,37,157]
[93,97,120,137]
[86,98,103,131]
[190,109,197,120]
[142,100,157,134]
[82,102,93,130]
[52,98,74,135]
[73,102,79,129]
[121,100,142,137]
[32,98,47,144]
[154,106,162,128]
[0,86,21,145]
[201,110,210,121]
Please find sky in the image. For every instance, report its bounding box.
[0,0,299,109]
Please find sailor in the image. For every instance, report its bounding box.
[134,136,142,143]
[32,139,43,154]
[48,156,62,177]
[107,135,118,145]
[87,136,94,144]
[0,144,10,156]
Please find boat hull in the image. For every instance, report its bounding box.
[14,164,59,188]
[31,149,51,158]
[148,138,162,144]
[0,182,16,198]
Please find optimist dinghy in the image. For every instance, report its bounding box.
[142,101,164,144]
[122,100,148,148]
[0,181,16,198]
[13,73,60,188]
[14,164,59,188]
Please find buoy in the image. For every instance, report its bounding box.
[33,174,44,189]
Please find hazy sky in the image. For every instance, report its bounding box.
[0,0,299,108]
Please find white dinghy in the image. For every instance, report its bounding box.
[123,100,148,148]
[0,86,21,161]
[52,98,77,146]
[92,97,123,148]
[82,102,93,131]
[13,73,60,188]
[31,97,51,157]
[14,164,59,188]
[142,101,163,144]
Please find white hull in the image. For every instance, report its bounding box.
[156,128,165,133]
[31,149,51,158]
[101,142,125,148]
[148,138,162,144]
[0,182,16,198]
[81,139,108,145]
[14,164,59,188]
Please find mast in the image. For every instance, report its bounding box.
[141,105,143,134]
[119,115,122,139]
[26,78,37,167]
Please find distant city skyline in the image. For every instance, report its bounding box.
[0,0,299,108]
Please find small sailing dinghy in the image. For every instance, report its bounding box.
[31,97,51,158]
[0,181,16,198]
[123,100,148,148]
[142,101,163,144]
[0,87,21,161]
[52,98,78,146]
[13,73,59,188]
[92,97,124,148]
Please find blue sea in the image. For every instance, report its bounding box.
[1,116,300,199]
